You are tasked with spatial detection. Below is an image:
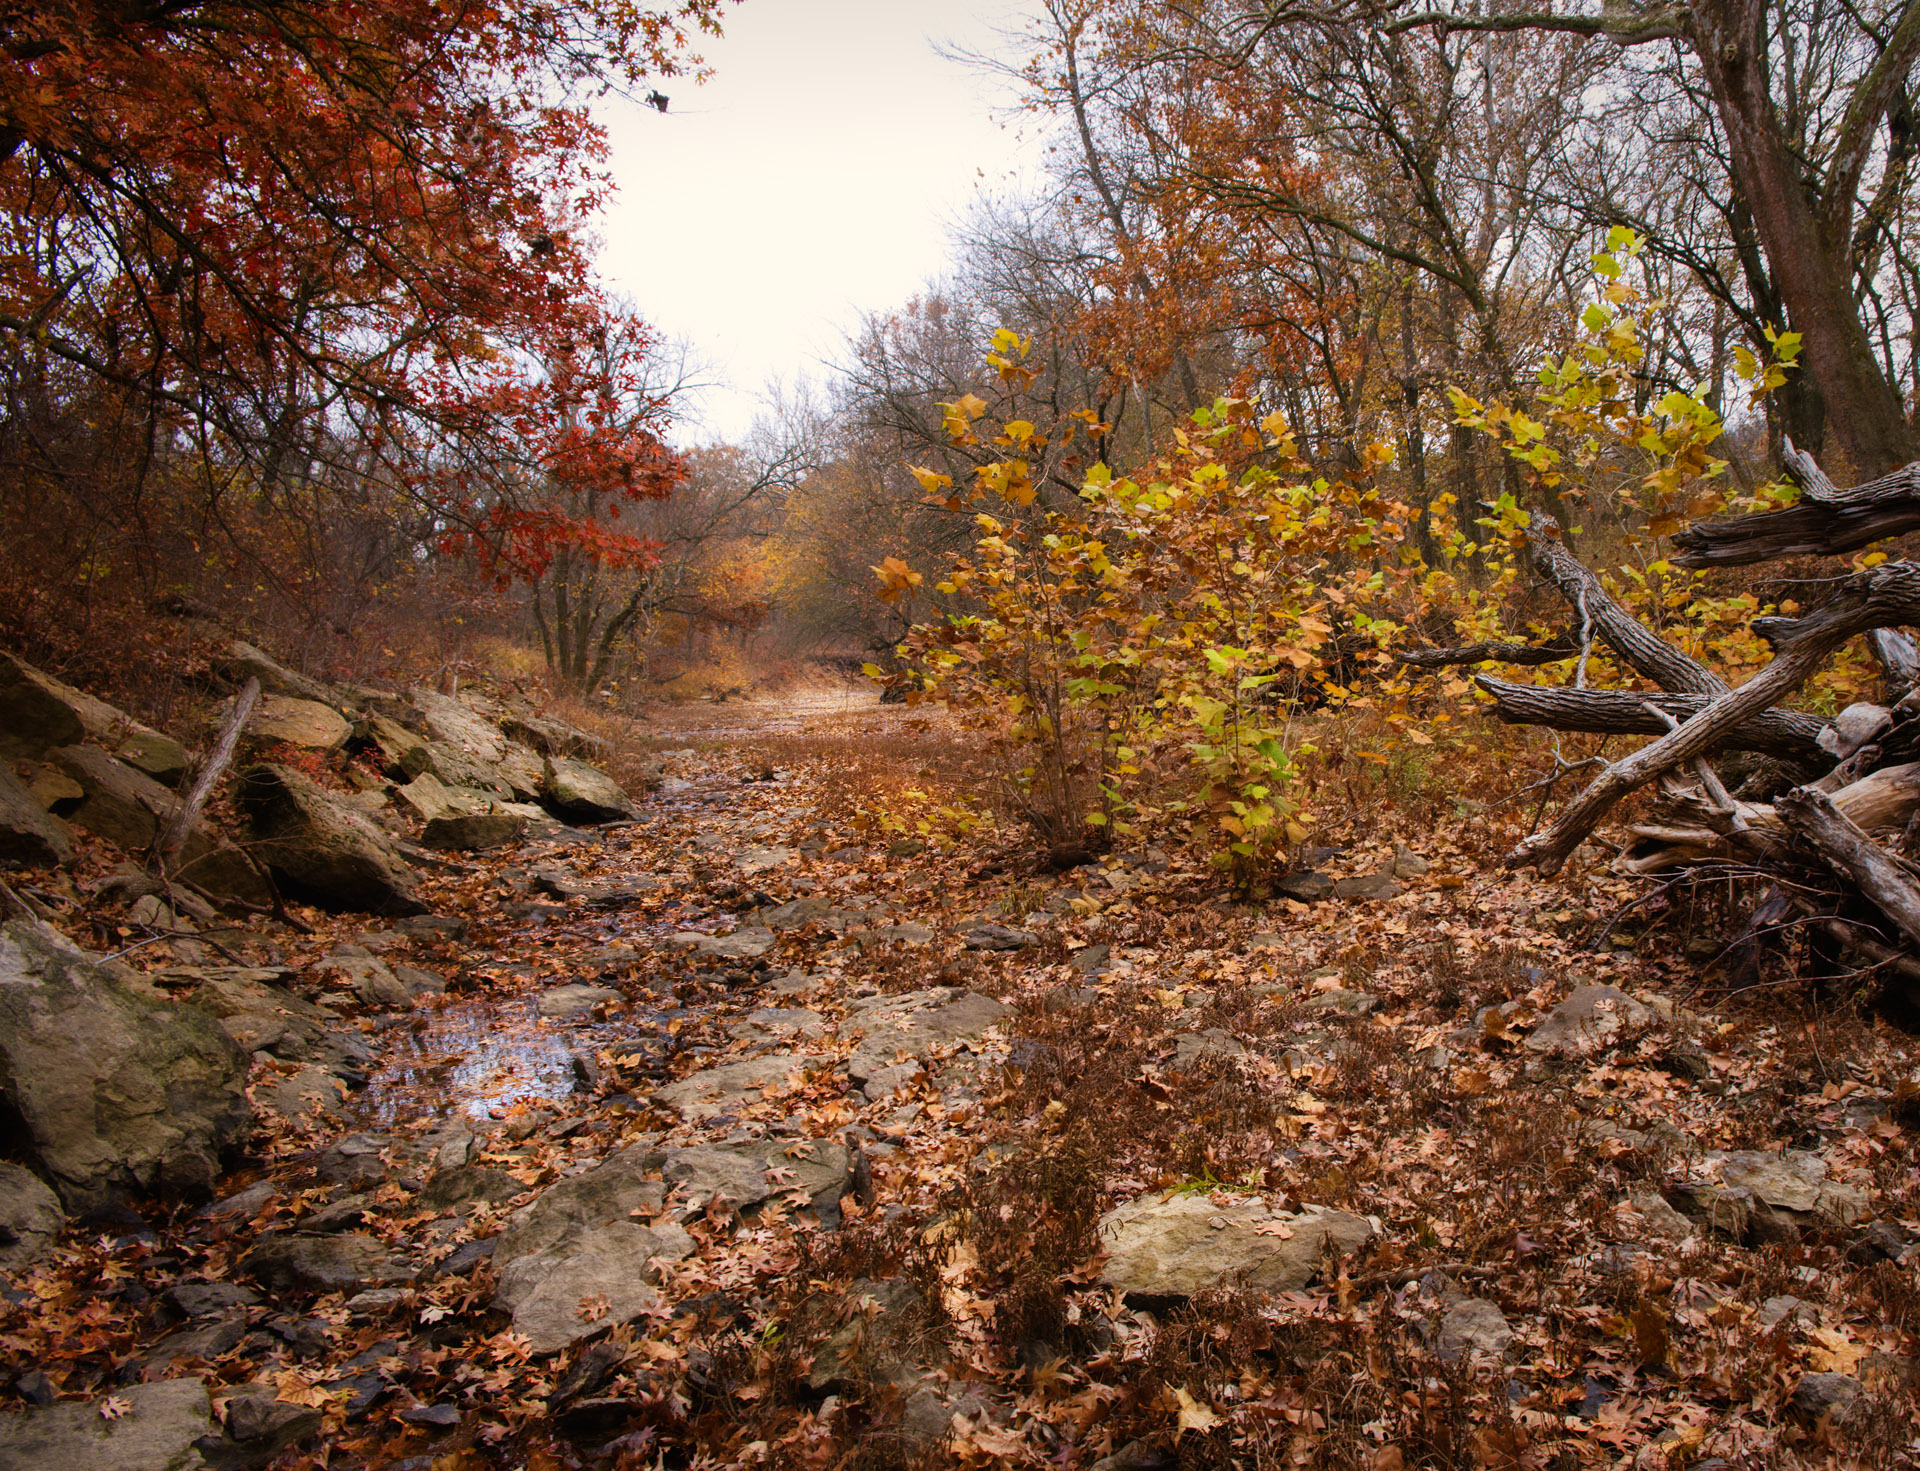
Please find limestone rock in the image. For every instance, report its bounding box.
[1391,841,1431,878]
[0,765,71,869]
[0,1162,64,1272]
[205,1386,324,1470]
[542,758,632,823]
[1435,1298,1512,1361]
[1170,1029,1246,1069]
[351,715,425,776]
[1098,1191,1375,1298]
[421,812,525,851]
[238,763,424,915]
[49,746,271,905]
[961,922,1038,951]
[671,927,775,961]
[493,1145,670,1269]
[1525,984,1653,1057]
[0,653,187,783]
[216,641,339,705]
[735,845,794,875]
[494,1221,692,1354]
[1331,870,1400,901]
[654,1054,815,1121]
[247,695,349,752]
[407,689,507,764]
[0,920,248,1210]
[398,741,510,798]
[306,953,412,1011]
[501,712,610,762]
[536,983,618,1019]
[843,991,1008,1086]
[242,1232,414,1294]
[496,743,547,802]
[0,1377,212,1471]
[1276,871,1333,901]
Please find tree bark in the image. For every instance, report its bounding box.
[1472,677,1827,764]
[1776,785,1920,950]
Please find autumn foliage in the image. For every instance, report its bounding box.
[0,0,718,667]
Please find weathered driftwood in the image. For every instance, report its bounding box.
[1671,438,1920,568]
[1472,678,1826,764]
[1509,559,1920,875]
[1776,786,1920,951]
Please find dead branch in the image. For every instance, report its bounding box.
[155,676,259,869]
[1671,437,1920,568]
[1472,678,1826,763]
[1776,784,1920,950]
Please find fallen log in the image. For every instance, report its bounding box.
[1672,437,1920,568]
[1472,678,1826,765]
[1776,785,1920,951]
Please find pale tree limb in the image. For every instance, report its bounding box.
[1508,562,1920,874]
[1776,786,1920,951]
[154,677,259,870]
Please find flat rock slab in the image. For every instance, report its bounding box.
[735,846,796,874]
[1435,1297,1513,1361]
[0,1377,212,1471]
[242,1232,415,1294]
[0,919,248,1211]
[728,1008,827,1046]
[1170,1029,1247,1069]
[1331,870,1399,901]
[494,1221,692,1354]
[1525,985,1653,1057]
[843,992,1008,1085]
[961,923,1039,951]
[543,758,631,823]
[1098,1192,1375,1297]
[654,1054,818,1121]
[671,928,776,961]
[537,984,619,1019]
[494,1144,668,1269]
[250,695,350,751]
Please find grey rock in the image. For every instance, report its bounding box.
[0,919,248,1210]
[1331,870,1400,901]
[536,984,619,1019]
[51,746,270,906]
[166,1282,259,1319]
[0,1163,64,1271]
[417,1166,524,1214]
[501,713,610,762]
[421,812,525,851]
[306,954,412,1011]
[247,695,349,752]
[735,846,795,875]
[0,1377,212,1471]
[238,763,424,915]
[542,758,632,823]
[217,641,339,705]
[392,772,488,823]
[493,1144,668,1270]
[1170,1029,1246,1068]
[961,922,1038,951]
[242,1232,414,1294]
[804,1278,927,1391]
[0,653,187,784]
[654,1054,816,1121]
[497,743,547,803]
[1435,1298,1512,1361]
[1304,988,1380,1017]
[1623,1190,1696,1243]
[756,896,832,931]
[673,927,775,961]
[1391,841,1431,878]
[1276,871,1332,901]
[494,1222,692,1353]
[1757,1295,1816,1329]
[399,742,511,799]
[887,838,927,858]
[352,715,426,777]
[1098,1192,1375,1297]
[660,1146,770,1216]
[1068,943,1111,975]
[407,689,507,764]
[843,992,1008,1085]
[1525,985,1653,1057]
[1791,1372,1861,1423]
[0,765,71,869]
[728,1008,827,1046]
[204,1388,323,1469]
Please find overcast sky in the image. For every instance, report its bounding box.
[596,0,1048,443]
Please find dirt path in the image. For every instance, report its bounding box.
[3,690,1917,1469]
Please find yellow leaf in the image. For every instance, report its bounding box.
[1807,1326,1866,1374]
[909,466,953,493]
[1172,1386,1223,1436]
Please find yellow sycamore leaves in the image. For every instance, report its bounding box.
[871,556,922,603]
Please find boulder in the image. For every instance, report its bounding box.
[0,653,188,783]
[0,1377,212,1471]
[391,771,489,823]
[216,641,339,704]
[421,812,525,852]
[842,990,1009,1086]
[237,764,424,915]
[497,743,547,802]
[399,742,511,798]
[0,1162,65,1272]
[0,920,249,1210]
[203,1387,324,1470]
[493,1144,670,1270]
[653,1054,816,1121]
[536,983,618,1019]
[0,766,71,868]
[542,758,632,822]
[407,689,507,764]
[247,695,349,752]
[494,1221,692,1354]
[1672,1150,1871,1241]
[1331,870,1400,901]
[1098,1191,1375,1298]
[47,747,269,905]
[351,715,425,776]
[501,711,610,762]
[1435,1298,1513,1361]
[305,953,412,1011]
[1525,984,1653,1057]
[242,1232,415,1294]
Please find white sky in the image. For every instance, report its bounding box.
[597,0,1048,443]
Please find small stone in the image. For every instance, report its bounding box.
[536,984,619,1019]
[400,1403,460,1429]
[1276,871,1332,902]
[1331,870,1400,901]
[1791,1371,1861,1423]
[1391,841,1430,878]
[1098,1192,1374,1297]
[1756,1295,1816,1329]
[0,1378,211,1470]
[961,922,1038,951]
[887,838,927,858]
[1525,984,1653,1057]
[420,812,525,851]
[1436,1297,1512,1361]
